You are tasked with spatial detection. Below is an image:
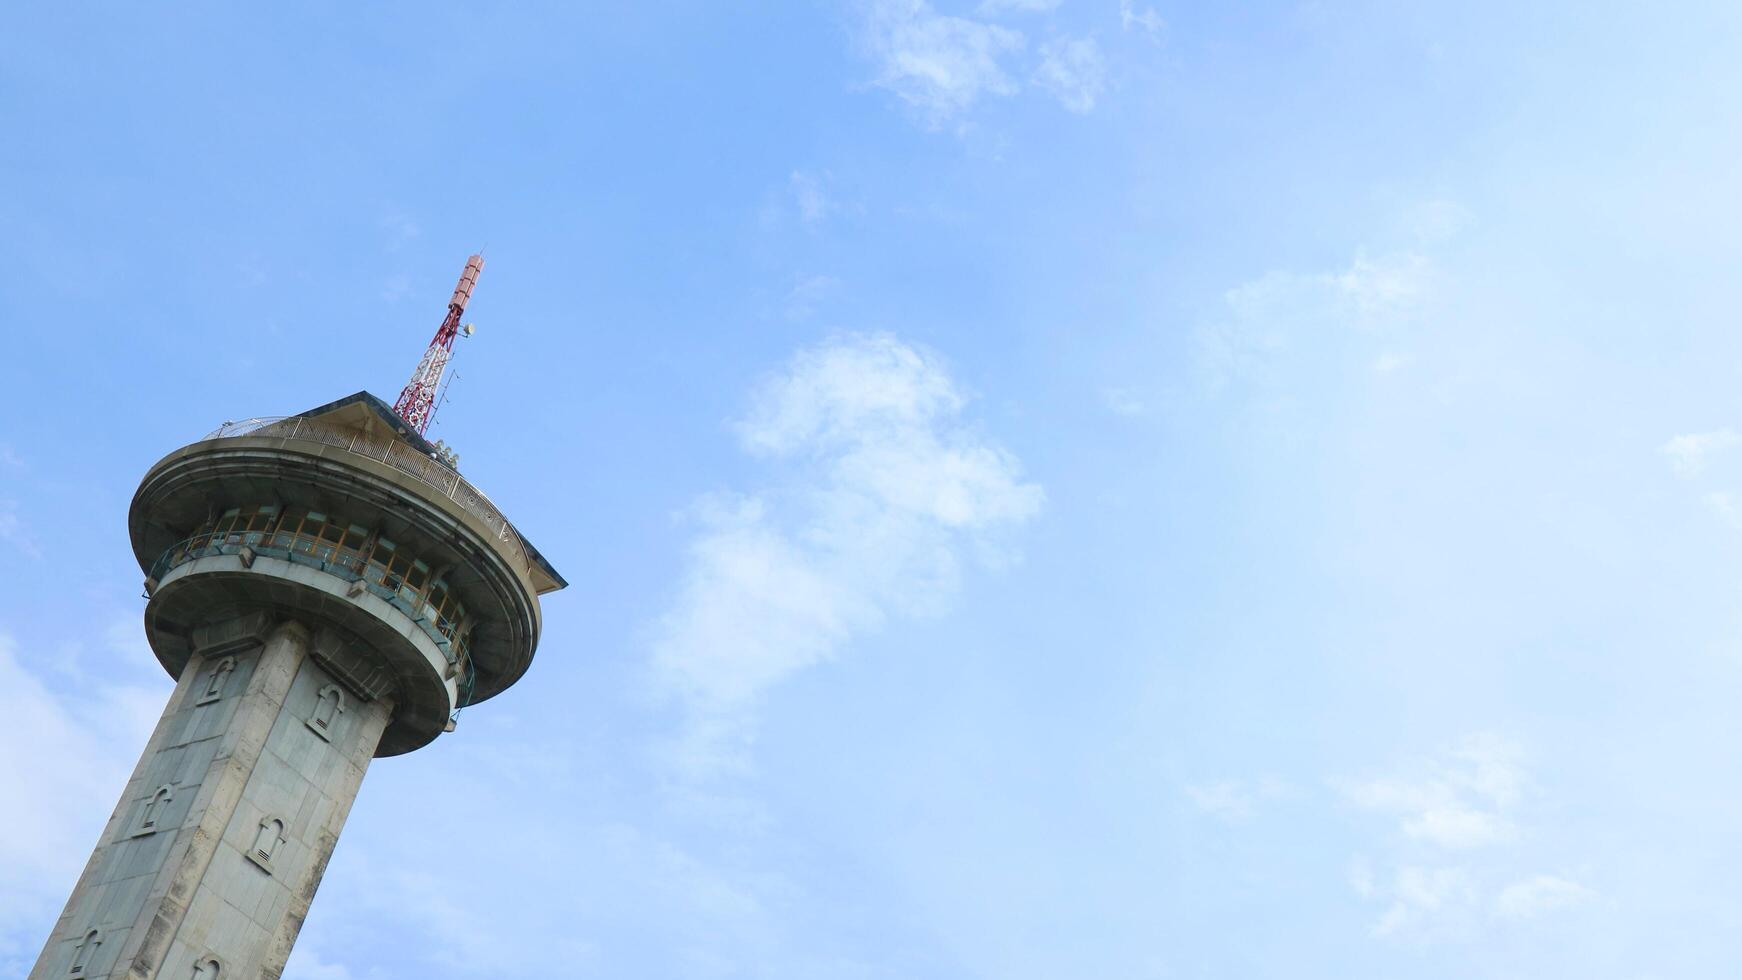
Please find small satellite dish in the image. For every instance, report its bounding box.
[461,322,476,337]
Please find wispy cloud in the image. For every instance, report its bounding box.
[0,501,41,560]
[1661,429,1739,478]
[1372,351,1413,374]
[1199,249,1439,389]
[0,631,165,974]
[1331,253,1436,325]
[859,0,1026,126]
[1184,776,1290,822]
[1372,865,1478,939]
[789,170,836,227]
[1343,733,1525,850]
[281,945,373,980]
[1403,199,1474,244]
[785,274,842,321]
[1340,735,1594,941]
[977,0,1059,12]
[651,333,1043,776]
[1119,0,1165,39]
[1704,490,1742,529]
[1101,386,1145,417]
[1033,36,1107,113]
[1493,873,1595,920]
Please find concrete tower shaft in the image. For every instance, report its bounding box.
[30,391,564,980]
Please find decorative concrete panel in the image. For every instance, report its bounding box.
[28,620,391,980]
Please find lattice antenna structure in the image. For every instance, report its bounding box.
[392,254,482,435]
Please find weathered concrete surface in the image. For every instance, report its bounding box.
[30,618,392,980]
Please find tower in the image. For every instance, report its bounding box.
[29,267,566,979]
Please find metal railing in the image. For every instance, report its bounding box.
[148,535,478,711]
[201,416,532,576]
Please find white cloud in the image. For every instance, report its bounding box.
[1101,386,1145,416]
[104,616,152,664]
[1033,36,1106,113]
[291,734,813,977]
[1341,735,1596,941]
[1200,249,1438,388]
[789,171,834,226]
[0,632,165,974]
[1705,490,1742,529]
[1661,429,1739,478]
[385,868,599,974]
[785,274,842,321]
[651,334,1043,775]
[1347,856,1378,898]
[860,0,1026,125]
[1493,874,1595,920]
[1404,199,1474,244]
[1372,351,1413,373]
[282,945,366,980]
[1330,252,1435,325]
[977,0,1060,13]
[1184,781,1251,819]
[1373,866,1478,939]
[1184,777,1290,821]
[1119,0,1165,39]
[0,500,40,560]
[1343,733,1525,850]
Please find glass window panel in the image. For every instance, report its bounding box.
[383,554,405,589]
[268,510,299,548]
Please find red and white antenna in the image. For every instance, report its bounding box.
[392,254,482,435]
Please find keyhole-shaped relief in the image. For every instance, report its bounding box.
[132,784,173,837]
[195,656,236,706]
[69,929,100,976]
[192,956,221,979]
[246,817,285,873]
[305,684,346,741]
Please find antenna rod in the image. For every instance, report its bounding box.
[392,254,482,435]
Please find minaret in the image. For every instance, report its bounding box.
[30,274,565,979]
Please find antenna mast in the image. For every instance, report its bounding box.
[392,254,482,435]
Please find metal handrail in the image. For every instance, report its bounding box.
[148,536,467,672]
[200,416,533,576]
[203,417,291,440]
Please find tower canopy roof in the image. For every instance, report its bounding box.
[291,391,567,594]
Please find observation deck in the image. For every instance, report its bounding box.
[128,391,566,755]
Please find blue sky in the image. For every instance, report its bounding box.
[4,1,1742,976]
